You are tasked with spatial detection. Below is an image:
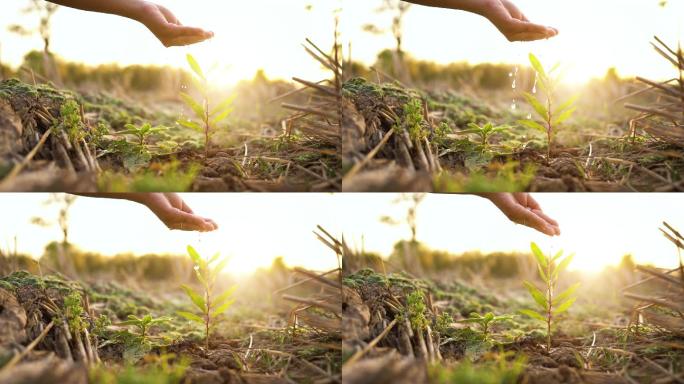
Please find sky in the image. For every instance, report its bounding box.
[0,0,342,86]
[340,0,684,84]
[0,193,682,275]
[1,0,681,86]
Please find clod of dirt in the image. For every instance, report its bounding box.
[0,287,28,346]
[193,176,231,192]
[342,353,428,384]
[184,368,225,384]
[0,359,88,384]
[343,285,370,351]
[343,167,433,192]
[207,348,243,371]
[550,347,583,369]
[0,98,23,163]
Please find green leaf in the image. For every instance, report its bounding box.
[523,281,548,310]
[119,319,142,326]
[529,53,546,79]
[554,297,577,314]
[211,259,229,278]
[187,246,201,264]
[211,107,233,125]
[551,250,564,262]
[552,106,576,126]
[553,94,579,115]
[518,119,547,133]
[208,252,220,264]
[530,243,548,268]
[177,311,204,323]
[211,285,237,307]
[181,284,206,312]
[190,76,207,95]
[187,54,205,80]
[519,309,546,321]
[178,119,202,132]
[522,92,548,119]
[180,92,206,120]
[553,282,580,305]
[211,298,235,318]
[537,263,547,282]
[553,253,575,279]
[210,94,237,116]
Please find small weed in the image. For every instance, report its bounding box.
[119,314,171,341]
[458,312,513,340]
[429,350,526,384]
[178,54,235,160]
[177,245,237,351]
[121,122,167,150]
[55,99,85,142]
[405,290,429,331]
[520,242,580,353]
[518,53,578,160]
[462,122,508,150]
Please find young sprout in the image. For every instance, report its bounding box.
[177,245,236,351]
[520,242,580,353]
[177,54,235,160]
[119,314,171,341]
[462,122,508,149]
[458,312,513,340]
[122,122,167,149]
[518,53,578,161]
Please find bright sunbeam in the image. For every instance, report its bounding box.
[0,193,341,276]
[1,193,682,275]
[340,0,684,84]
[0,0,343,87]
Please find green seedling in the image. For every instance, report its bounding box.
[177,245,236,351]
[520,242,580,353]
[462,122,508,149]
[121,122,167,149]
[119,314,171,341]
[518,53,578,160]
[178,54,235,160]
[458,312,513,340]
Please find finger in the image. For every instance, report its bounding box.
[506,31,554,42]
[166,24,214,38]
[180,200,194,214]
[502,0,524,20]
[531,208,559,227]
[159,5,181,25]
[163,35,210,47]
[203,218,219,231]
[510,207,556,236]
[523,194,542,210]
[166,210,214,232]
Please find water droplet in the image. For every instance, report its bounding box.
[512,79,517,89]
[527,113,532,119]
[511,100,517,110]
[532,72,538,94]
[508,72,513,77]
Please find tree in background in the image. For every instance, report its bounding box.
[363,0,412,83]
[8,0,61,82]
[380,193,426,274]
[31,194,77,275]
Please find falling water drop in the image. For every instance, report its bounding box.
[527,113,532,119]
[532,72,538,94]
[512,78,517,89]
[511,100,517,110]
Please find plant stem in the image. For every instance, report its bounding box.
[546,258,553,353]
[204,97,210,160]
[546,97,553,162]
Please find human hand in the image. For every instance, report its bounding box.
[471,0,558,42]
[482,193,560,236]
[135,1,214,47]
[137,193,218,232]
